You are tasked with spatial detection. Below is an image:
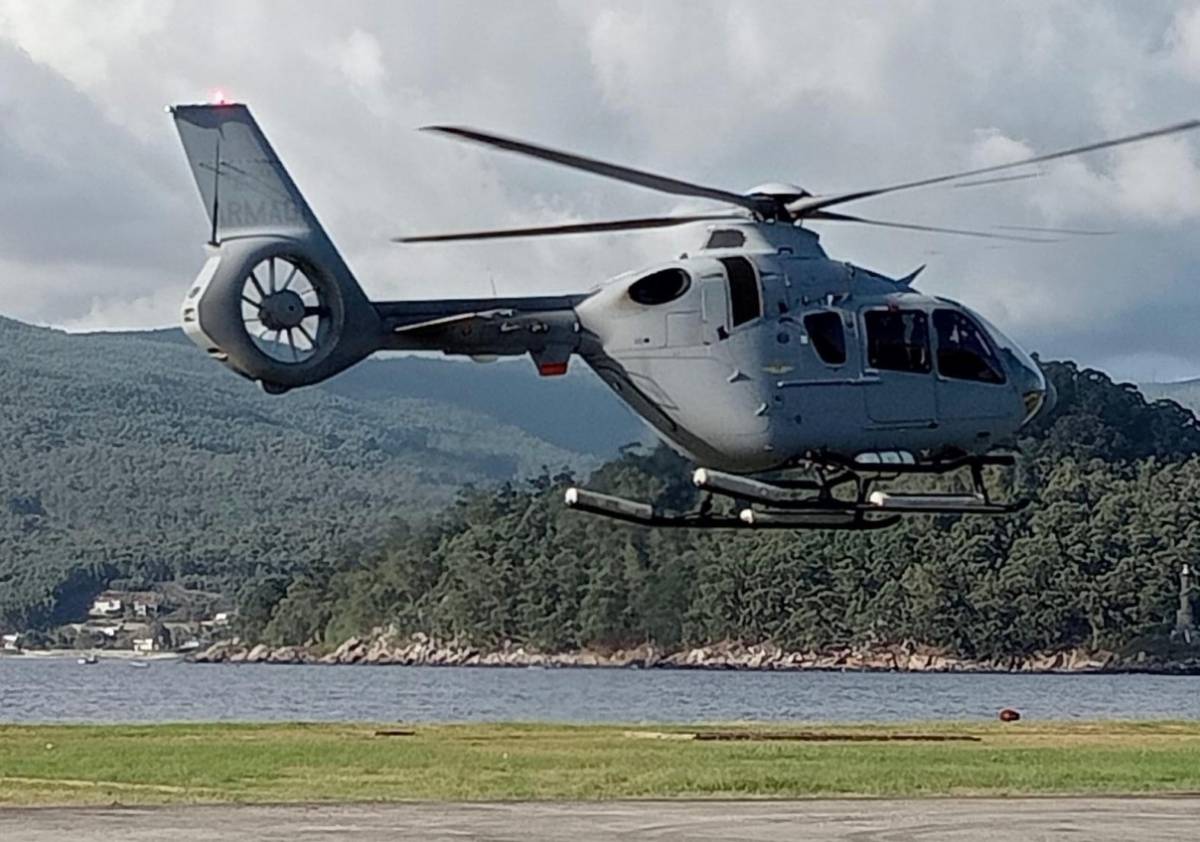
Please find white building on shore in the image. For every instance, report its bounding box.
[89,593,123,617]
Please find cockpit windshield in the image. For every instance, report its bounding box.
[968,308,1046,392]
[933,309,1005,384]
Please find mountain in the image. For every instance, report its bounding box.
[89,326,644,457]
[0,315,645,630]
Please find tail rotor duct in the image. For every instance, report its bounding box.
[239,255,331,365]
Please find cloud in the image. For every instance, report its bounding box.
[1,1,1200,379]
[0,0,169,92]
[336,30,386,89]
[1168,4,1200,80]
[0,43,196,325]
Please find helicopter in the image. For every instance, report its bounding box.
[170,103,1199,530]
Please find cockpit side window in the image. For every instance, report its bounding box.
[803,311,846,365]
[933,309,1006,384]
[865,310,931,374]
[719,257,762,327]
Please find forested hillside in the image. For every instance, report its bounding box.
[8,308,1200,660]
[245,362,1200,659]
[0,316,643,631]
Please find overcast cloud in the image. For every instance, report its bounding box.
[3,1,1200,380]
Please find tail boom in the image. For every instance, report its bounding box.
[172,102,586,391]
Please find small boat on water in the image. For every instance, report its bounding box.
[77,654,98,665]
[128,660,151,669]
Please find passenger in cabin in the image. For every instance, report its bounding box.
[866,310,930,374]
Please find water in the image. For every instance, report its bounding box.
[2,658,1198,724]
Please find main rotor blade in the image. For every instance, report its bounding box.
[806,210,1057,242]
[788,118,1200,216]
[395,213,745,243]
[994,223,1114,236]
[423,125,760,212]
[951,171,1043,189]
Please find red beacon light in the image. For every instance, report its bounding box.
[210,90,229,106]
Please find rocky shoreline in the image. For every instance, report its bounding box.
[189,632,1200,674]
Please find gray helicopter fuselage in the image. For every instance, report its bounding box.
[171,103,1051,479]
[574,221,1049,472]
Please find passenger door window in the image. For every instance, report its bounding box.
[933,310,1006,384]
[718,257,762,327]
[865,310,931,373]
[803,311,846,365]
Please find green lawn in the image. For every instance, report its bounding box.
[1,721,1198,805]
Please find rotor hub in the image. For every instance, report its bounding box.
[741,183,811,222]
[744,182,811,202]
[258,289,306,331]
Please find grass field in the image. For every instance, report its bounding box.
[1,721,1198,805]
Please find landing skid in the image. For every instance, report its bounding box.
[563,488,900,531]
[564,454,1027,531]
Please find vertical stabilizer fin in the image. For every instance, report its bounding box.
[171,103,331,248]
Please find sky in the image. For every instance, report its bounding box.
[4,1,1200,381]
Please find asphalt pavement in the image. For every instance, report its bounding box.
[2,797,1198,841]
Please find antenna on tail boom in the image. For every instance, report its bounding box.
[208,135,221,247]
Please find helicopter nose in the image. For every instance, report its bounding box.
[1040,375,1058,417]
[1017,361,1055,426]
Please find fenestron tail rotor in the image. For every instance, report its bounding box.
[397,117,1200,244]
[239,255,330,364]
